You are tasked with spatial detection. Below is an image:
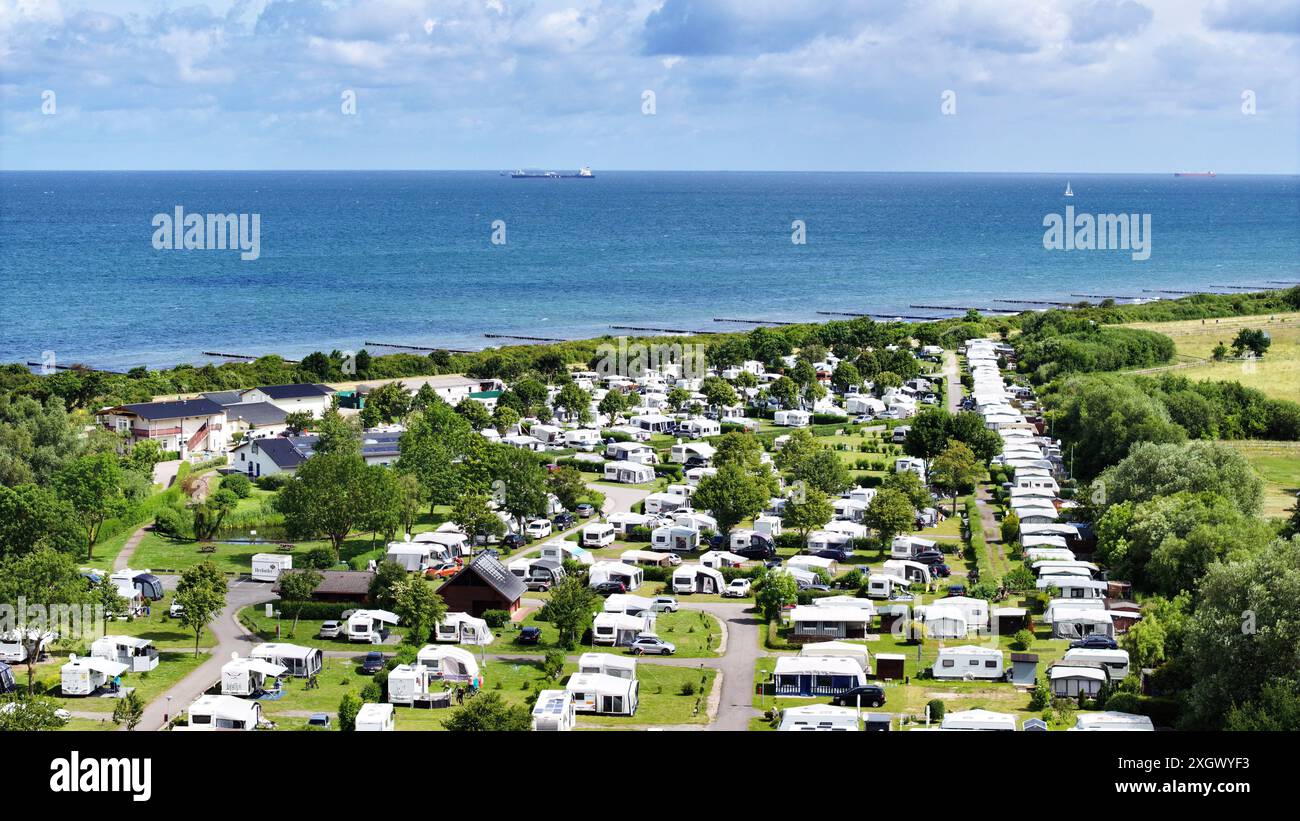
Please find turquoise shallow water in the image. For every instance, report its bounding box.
[1,171,1296,370]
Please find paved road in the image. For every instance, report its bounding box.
[944,350,962,415]
[138,577,278,731]
[687,602,763,731]
[593,482,652,515]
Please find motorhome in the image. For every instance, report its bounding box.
[778,704,860,731]
[251,553,293,582]
[932,645,1004,680]
[577,652,637,680]
[355,702,396,731]
[251,643,323,678]
[651,524,699,553]
[581,522,616,548]
[566,672,639,715]
[221,654,287,697]
[531,689,577,731]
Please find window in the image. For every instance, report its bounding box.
[969,659,979,666]
[985,660,997,668]
[942,660,955,668]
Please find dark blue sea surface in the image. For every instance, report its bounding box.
[1,171,1296,370]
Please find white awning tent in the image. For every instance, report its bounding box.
[416,645,480,681]
[566,672,639,715]
[798,640,870,672]
[60,655,130,696]
[603,594,655,616]
[251,643,323,677]
[699,550,747,569]
[917,605,968,638]
[435,612,495,645]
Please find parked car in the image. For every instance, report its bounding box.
[517,626,543,645]
[425,561,460,580]
[168,600,185,618]
[361,651,385,674]
[1070,634,1119,650]
[306,713,332,728]
[830,684,886,708]
[799,583,832,592]
[629,635,676,656]
[946,583,967,597]
[815,548,850,562]
[319,620,344,639]
[576,504,596,518]
[525,578,552,593]
[552,512,577,528]
[723,578,752,598]
[733,541,776,561]
[592,581,626,596]
[525,519,553,539]
[651,596,679,613]
[683,455,708,469]
[502,534,529,550]
[913,550,947,566]
[931,563,952,578]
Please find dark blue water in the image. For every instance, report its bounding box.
[1,171,1297,370]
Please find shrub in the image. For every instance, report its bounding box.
[680,680,697,696]
[543,649,565,679]
[221,473,253,498]
[926,699,946,722]
[482,609,511,629]
[360,680,382,703]
[256,473,292,491]
[303,547,335,569]
[1011,629,1034,651]
[1028,679,1050,710]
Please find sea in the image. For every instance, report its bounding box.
[1,171,1297,371]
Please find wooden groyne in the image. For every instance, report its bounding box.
[203,351,301,364]
[994,299,1075,307]
[1069,293,1142,300]
[483,333,571,343]
[364,341,476,354]
[909,304,1017,314]
[712,318,800,326]
[816,311,948,321]
[608,325,718,335]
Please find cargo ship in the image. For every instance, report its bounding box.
[510,167,594,179]
[1174,171,1216,177]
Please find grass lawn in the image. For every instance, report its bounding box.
[505,608,722,658]
[581,662,715,727]
[237,606,410,650]
[1223,440,1300,518]
[1121,311,1300,402]
[92,603,218,651]
[59,716,121,731]
[40,651,209,713]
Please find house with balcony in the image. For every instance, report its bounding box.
[97,398,228,458]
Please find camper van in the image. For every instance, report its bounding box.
[531,689,577,731]
[251,553,293,582]
[251,643,323,678]
[581,522,616,548]
[592,612,654,646]
[577,652,637,680]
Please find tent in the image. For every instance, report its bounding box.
[671,564,725,594]
[251,643,323,677]
[435,612,495,645]
[772,656,867,696]
[566,672,639,715]
[416,645,481,683]
[592,612,655,646]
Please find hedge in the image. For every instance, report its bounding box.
[273,601,368,620]
[95,461,194,548]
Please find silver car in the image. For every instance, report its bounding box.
[319,620,344,639]
[629,635,676,655]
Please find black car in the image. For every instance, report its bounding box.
[1070,634,1119,650]
[931,563,952,578]
[683,455,709,469]
[708,534,726,550]
[734,543,777,561]
[913,550,947,566]
[830,684,886,708]
[815,548,850,562]
[361,651,385,674]
[503,534,528,550]
[552,512,577,528]
[517,626,543,645]
[592,581,627,596]
[946,583,967,596]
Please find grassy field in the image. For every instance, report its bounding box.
[35,651,209,713]
[91,602,218,651]
[1223,440,1300,518]
[508,608,722,658]
[581,663,715,726]
[238,607,410,650]
[1121,311,1300,401]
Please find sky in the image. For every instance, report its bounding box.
[1,0,1298,172]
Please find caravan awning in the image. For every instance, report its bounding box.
[82,658,130,676]
[244,659,288,677]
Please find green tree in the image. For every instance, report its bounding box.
[753,568,798,622]
[393,576,447,646]
[782,486,834,548]
[554,382,593,424]
[1231,328,1271,358]
[53,452,126,560]
[0,548,90,690]
[541,576,597,649]
[0,696,69,731]
[1094,440,1264,516]
[863,488,916,551]
[598,389,627,420]
[699,377,738,417]
[1049,375,1186,481]
[0,483,80,558]
[1000,511,1020,545]
[880,469,931,510]
[773,429,817,472]
[791,449,853,496]
[451,491,507,546]
[276,451,371,561]
[357,466,404,547]
[903,409,950,463]
[929,440,979,515]
[278,568,323,636]
[492,446,549,531]
[191,486,239,541]
[456,397,492,431]
[366,381,414,424]
[398,403,477,510]
[338,692,362,731]
[312,408,362,456]
[444,690,532,731]
[666,386,693,414]
[112,689,145,731]
[368,560,409,611]
[395,472,426,537]
[769,376,798,409]
[175,560,227,656]
[283,411,313,435]
[831,362,862,393]
[693,463,769,535]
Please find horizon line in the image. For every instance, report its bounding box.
[3,168,1297,176]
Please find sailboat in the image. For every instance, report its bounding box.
[1064,181,1074,197]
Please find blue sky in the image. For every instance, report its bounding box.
[1,0,1298,172]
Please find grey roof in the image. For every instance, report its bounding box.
[290,431,400,461]
[465,553,527,602]
[224,401,288,427]
[113,398,225,421]
[251,437,308,470]
[201,390,245,406]
[251,383,334,400]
